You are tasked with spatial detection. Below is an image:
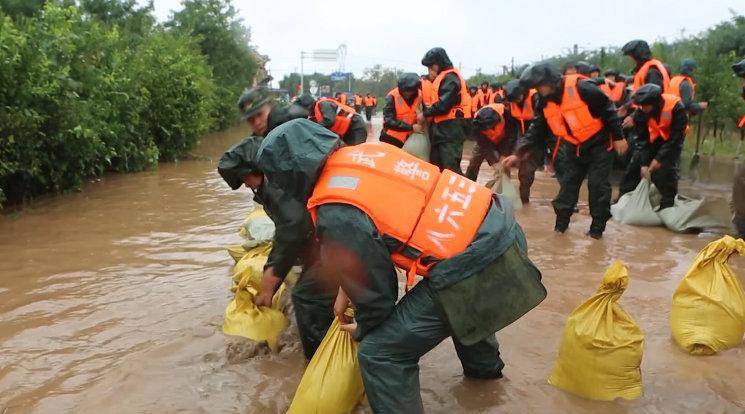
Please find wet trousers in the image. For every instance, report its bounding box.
[553,141,614,232]
[430,119,465,175]
[358,281,504,414]
[619,147,681,209]
[291,262,337,360]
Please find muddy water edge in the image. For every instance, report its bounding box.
[1,120,744,413]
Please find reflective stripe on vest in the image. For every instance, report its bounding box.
[383,88,421,144]
[431,68,469,123]
[509,89,537,134]
[476,103,507,145]
[314,97,356,137]
[307,142,492,287]
[632,59,670,93]
[543,74,604,151]
[669,75,696,100]
[648,94,689,143]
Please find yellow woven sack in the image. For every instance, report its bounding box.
[223,245,288,352]
[287,314,365,414]
[671,235,745,355]
[548,261,644,400]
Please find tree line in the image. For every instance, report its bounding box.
[0,0,259,207]
[280,13,745,147]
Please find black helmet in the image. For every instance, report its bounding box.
[490,82,502,89]
[503,79,525,102]
[237,87,271,119]
[604,68,620,77]
[575,61,592,75]
[421,47,453,69]
[217,136,263,190]
[397,72,421,92]
[589,64,601,74]
[622,40,652,61]
[468,85,478,92]
[679,58,697,76]
[480,81,489,87]
[472,106,502,131]
[632,83,663,106]
[520,63,562,89]
[294,93,316,111]
[731,59,745,77]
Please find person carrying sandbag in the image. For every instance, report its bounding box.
[549,261,644,401]
[218,136,338,360]
[379,73,424,149]
[232,119,546,413]
[671,236,745,355]
[618,84,689,210]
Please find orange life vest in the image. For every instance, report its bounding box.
[509,89,537,134]
[383,88,421,144]
[431,68,469,123]
[468,93,479,118]
[669,75,696,100]
[600,79,626,103]
[363,96,375,106]
[739,114,745,129]
[543,74,604,156]
[314,97,357,137]
[479,89,491,108]
[632,59,670,93]
[647,94,689,143]
[488,89,505,104]
[475,104,507,145]
[421,79,436,107]
[354,95,363,105]
[337,93,348,105]
[307,142,492,287]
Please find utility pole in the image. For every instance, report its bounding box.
[300,51,307,94]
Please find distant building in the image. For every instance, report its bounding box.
[250,48,269,86]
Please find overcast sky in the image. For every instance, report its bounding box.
[148,0,745,87]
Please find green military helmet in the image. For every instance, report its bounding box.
[217,136,263,190]
[237,86,272,119]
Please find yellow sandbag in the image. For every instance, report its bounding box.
[226,244,248,263]
[223,245,288,352]
[238,207,275,247]
[548,261,644,401]
[231,244,273,286]
[288,315,365,414]
[226,206,274,262]
[670,236,745,355]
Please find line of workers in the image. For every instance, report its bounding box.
[218,41,745,413]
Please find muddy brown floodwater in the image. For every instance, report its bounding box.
[1,118,744,413]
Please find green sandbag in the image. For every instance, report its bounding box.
[491,171,522,210]
[658,195,724,233]
[402,133,430,162]
[611,179,663,226]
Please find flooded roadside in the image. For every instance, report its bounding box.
[1,120,744,413]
